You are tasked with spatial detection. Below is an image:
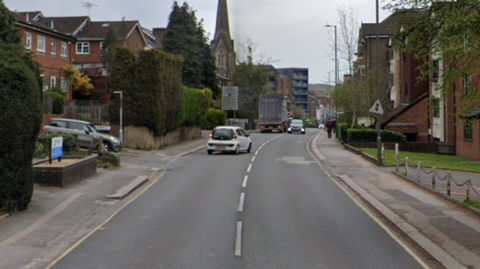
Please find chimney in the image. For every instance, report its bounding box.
[26,14,29,22]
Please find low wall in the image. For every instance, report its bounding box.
[33,156,97,188]
[123,126,202,150]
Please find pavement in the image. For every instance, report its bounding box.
[1,129,480,268]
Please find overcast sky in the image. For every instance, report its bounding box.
[5,0,391,84]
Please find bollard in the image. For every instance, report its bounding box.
[447,173,451,196]
[466,182,470,202]
[432,167,436,190]
[405,157,409,177]
[381,143,385,165]
[416,161,421,182]
[395,143,399,172]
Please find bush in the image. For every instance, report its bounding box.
[348,129,407,143]
[37,133,80,156]
[200,108,226,130]
[44,87,66,114]
[0,42,43,212]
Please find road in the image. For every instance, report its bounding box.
[49,130,427,269]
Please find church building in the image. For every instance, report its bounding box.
[211,0,236,86]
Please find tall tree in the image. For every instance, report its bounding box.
[233,43,269,129]
[0,2,21,44]
[196,19,219,97]
[163,2,202,88]
[386,0,480,113]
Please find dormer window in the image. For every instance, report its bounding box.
[102,23,110,27]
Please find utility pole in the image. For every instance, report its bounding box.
[80,2,98,17]
[325,24,338,124]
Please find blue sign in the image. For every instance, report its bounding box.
[51,137,63,159]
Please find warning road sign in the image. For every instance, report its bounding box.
[369,100,384,115]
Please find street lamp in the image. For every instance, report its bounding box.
[113,91,123,150]
[375,0,382,166]
[325,24,337,124]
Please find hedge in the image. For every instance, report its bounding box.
[348,129,407,143]
[0,42,42,212]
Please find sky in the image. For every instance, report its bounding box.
[5,0,391,84]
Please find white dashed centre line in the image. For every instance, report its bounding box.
[238,193,245,212]
[247,164,252,173]
[235,222,243,257]
[251,156,256,162]
[255,151,259,156]
[242,175,248,188]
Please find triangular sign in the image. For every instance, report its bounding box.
[369,100,384,115]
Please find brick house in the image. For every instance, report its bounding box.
[14,11,76,99]
[356,13,430,142]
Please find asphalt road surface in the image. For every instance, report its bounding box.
[50,130,426,269]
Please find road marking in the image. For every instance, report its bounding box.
[235,222,243,257]
[45,170,166,269]
[262,143,266,146]
[255,150,259,156]
[0,193,83,253]
[238,193,245,212]
[247,164,252,173]
[251,156,256,162]
[306,133,432,269]
[242,175,248,188]
[259,146,263,150]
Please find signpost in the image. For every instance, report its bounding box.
[222,86,239,124]
[50,137,63,164]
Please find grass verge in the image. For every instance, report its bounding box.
[464,200,480,210]
[360,148,480,172]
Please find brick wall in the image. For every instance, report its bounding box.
[390,98,430,142]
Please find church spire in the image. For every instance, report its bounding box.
[214,0,231,41]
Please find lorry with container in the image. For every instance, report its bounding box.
[258,94,288,133]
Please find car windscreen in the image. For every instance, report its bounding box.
[212,129,233,140]
[88,124,99,133]
[291,120,303,126]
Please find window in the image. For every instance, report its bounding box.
[464,74,472,96]
[50,76,57,88]
[25,32,32,49]
[100,42,105,57]
[51,39,57,55]
[464,120,473,140]
[37,36,46,52]
[218,52,224,67]
[432,60,439,80]
[464,30,471,50]
[49,120,67,128]
[61,42,68,57]
[76,42,90,54]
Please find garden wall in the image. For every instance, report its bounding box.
[123,126,201,150]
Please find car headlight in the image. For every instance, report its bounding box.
[288,127,291,131]
[301,128,305,131]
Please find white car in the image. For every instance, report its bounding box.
[318,123,325,129]
[207,126,252,155]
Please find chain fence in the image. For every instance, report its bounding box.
[394,156,480,201]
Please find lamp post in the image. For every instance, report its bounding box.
[113,91,123,150]
[325,24,338,124]
[375,0,382,166]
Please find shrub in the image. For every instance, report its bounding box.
[37,133,79,156]
[200,108,226,130]
[0,42,42,212]
[348,129,407,143]
[44,87,66,114]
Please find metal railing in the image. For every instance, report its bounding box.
[64,102,109,124]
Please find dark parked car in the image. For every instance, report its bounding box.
[42,118,120,152]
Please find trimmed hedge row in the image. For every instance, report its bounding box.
[178,86,212,127]
[348,128,407,143]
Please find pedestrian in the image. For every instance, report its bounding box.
[326,119,333,138]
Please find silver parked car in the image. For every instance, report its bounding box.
[42,118,120,152]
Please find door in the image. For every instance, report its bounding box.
[68,122,94,149]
